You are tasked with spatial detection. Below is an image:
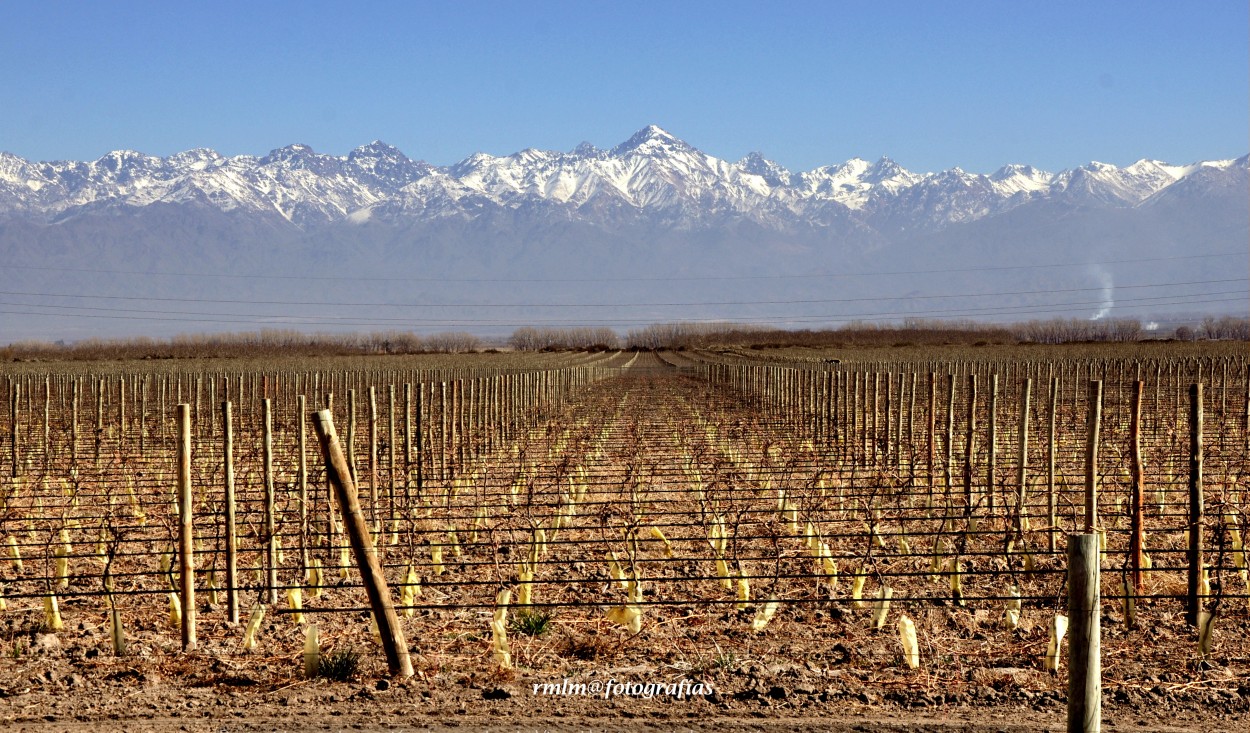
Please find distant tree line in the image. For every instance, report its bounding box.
[623,319,1017,350]
[4,316,1245,362]
[620,316,1249,350]
[1,329,483,361]
[1019,316,1249,345]
[1189,316,1250,342]
[508,327,619,351]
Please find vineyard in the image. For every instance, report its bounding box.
[0,344,1248,729]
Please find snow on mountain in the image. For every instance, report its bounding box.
[989,164,1053,196]
[0,127,1242,233]
[737,152,795,188]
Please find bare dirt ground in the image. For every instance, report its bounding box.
[0,658,1243,733]
[2,356,1247,732]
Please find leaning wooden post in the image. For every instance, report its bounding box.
[1186,383,1204,627]
[222,401,238,624]
[176,404,197,651]
[1067,532,1101,733]
[311,410,413,678]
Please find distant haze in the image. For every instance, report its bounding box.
[0,127,1245,343]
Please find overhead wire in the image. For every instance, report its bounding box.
[0,250,1241,283]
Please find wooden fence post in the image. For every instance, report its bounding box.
[1015,378,1031,538]
[298,394,309,577]
[71,380,79,469]
[311,409,413,678]
[1048,376,1059,554]
[987,374,998,513]
[10,382,20,477]
[176,404,197,651]
[1084,381,1102,533]
[222,401,239,624]
[368,386,379,529]
[1129,381,1145,593]
[1068,532,1101,733]
[263,398,277,606]
[1187,383,1204,626]
[964,375,978,513]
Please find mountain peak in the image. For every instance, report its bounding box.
[262,143,319,164]
[1082,160,1118,173]
[864,156,908,179]
[738,151,772,166]
[738,152,793,187]
[167,148,223,170]
[570,141,602,158]
[610,125,693,157]
[637,124,675,140]
[349,140,406,160]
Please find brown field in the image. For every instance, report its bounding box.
[0,343,1247,731]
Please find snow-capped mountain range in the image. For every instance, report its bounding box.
[0,126,1245,342]
[1,125,1243,231]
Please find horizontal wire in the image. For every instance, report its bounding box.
[2,250,1240,284]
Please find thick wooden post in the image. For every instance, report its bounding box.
[1067,532,1101,733]
[176,405,197,651]
[311,410,413,678]
[1186,384,1204,626]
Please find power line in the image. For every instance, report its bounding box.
[0,278,1238,310]
[1,291,1242,330]
[0,250,1241,284]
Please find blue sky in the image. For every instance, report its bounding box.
[2,1,1246,173]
